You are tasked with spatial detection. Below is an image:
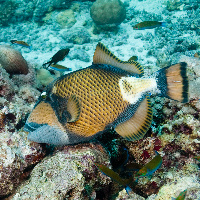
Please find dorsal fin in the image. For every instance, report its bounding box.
[67,95,81,122]
[115,95,152,141]
[93,42,144,76]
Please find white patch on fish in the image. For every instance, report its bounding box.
[119,77,157,104]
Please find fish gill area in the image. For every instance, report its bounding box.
[0,0,200,199]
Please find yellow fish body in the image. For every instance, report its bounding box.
[24,43,188,145]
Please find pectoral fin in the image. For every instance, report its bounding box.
[52,94,81,123]
[67,95,81,122]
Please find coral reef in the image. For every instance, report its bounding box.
[0,0,16,26]
[0,67,15,99]
[0,0,96,25]
[68,48,90,62]
[90,0,126,25]
[12,144,111,199]
[0,0,199,199]
[0,110,46,197]
[0,45,29,75]
[61,27,91,44]
[0,49,45,198]
[166,0,199,11]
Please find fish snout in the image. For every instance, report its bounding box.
[25,122,70,145]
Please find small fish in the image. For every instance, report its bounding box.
[194,53,199,58]
[49,64,72,72]
[123,162,143,172]
[133,21,166,30]
[135,151,162,179]
[10,40,31,49]
[128,56,138,61]
[43,49,70,67]
[172,189,187,200]
[95,163,132,194]
[194,156,200,162]
[24,42,188,146]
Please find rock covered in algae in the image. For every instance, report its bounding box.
[56,9,77,28]
[0,128,46,197]
[90,0,126,25]
[12,144,111,200]
[0,57,45,198]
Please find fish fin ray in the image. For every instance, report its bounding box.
[156,62,188,103]
[93,42,144,76]
[115,95,152,141]
[67,95,81,122]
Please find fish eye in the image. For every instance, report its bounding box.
[41,92,47,99]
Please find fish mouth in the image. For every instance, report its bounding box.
[24,122,69,145]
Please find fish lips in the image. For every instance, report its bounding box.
[24,122,69,145]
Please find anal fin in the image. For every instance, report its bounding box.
[67,95,81,122]
[115,96,152,141]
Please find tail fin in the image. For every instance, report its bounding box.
[125,185,132,195]
[161,22,167,27]
[156,62,188,103]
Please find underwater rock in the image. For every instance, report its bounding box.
[0,129,46,198]
[68,48,90,62]
[156,173,200,199]
[0,60,45,198]
[18,85,40,103]
[61,27,91,44]
[90,0,126,25]
[0,0,96,25]
[166,0,183,11]
[0,0,16,26]
[0,67,16,99]
[11,63,36,88]
[166,0,199,11]
[32,0,71,22]
[0,45,29,75]
[56,9,76,28]
[12,144,111,199]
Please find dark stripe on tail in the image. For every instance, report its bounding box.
[156,62,188,103]
[180,62,188,103]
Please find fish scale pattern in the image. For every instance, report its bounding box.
[28,101,65,131]
[53,67,129,137]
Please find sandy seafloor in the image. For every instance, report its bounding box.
[0,0,200,199]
